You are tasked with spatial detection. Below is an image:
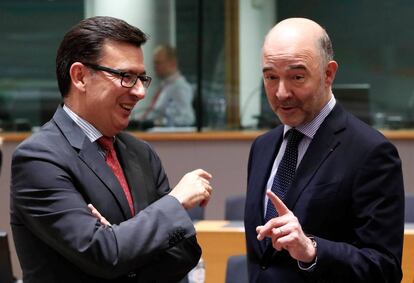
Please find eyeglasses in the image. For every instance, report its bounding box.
[83,63,152,89]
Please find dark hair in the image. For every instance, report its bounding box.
[319,29,334,63]
[56,16,148,97]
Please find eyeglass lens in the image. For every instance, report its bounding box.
[121,74,151,89]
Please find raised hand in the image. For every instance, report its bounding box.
[256,191,316,263]
[169,169,213,209]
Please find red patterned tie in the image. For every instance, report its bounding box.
[98,136,135,216]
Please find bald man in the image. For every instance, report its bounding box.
[244,18,404,282]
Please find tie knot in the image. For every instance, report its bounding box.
[97,136,114,151]
[286,129,304,146]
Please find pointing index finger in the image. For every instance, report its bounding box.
[267,191,290,216]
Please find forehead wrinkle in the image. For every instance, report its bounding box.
[263,48,320,72]
[287,64,306,71]
[262,64,306,73]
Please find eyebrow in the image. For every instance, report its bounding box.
[120,68,147,76]
[262,66,272,73]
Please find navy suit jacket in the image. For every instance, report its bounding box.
[10,106,201,283]
[245,104,404,283]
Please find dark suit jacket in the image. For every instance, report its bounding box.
[10,106,201,283]
[245,104,404,283]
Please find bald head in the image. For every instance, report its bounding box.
[264,18,333,64]
[261,17,338,127]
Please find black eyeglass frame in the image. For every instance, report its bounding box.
[82,63,152,89]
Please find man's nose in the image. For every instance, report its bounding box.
[276,80,291,100]
[130,80,146,99]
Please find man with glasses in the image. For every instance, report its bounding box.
[10,16,212,283]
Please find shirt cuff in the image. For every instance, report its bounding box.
[297,256,317,271]
[297,236,318,271]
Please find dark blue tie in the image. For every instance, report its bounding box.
[264,129,304,222]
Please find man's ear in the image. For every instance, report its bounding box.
[325,60,338,87]
[69,62,88,92]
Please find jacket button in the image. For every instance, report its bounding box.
[261,265,267,270]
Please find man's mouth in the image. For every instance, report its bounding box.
[120,104,134,111]
[280,106,296,111]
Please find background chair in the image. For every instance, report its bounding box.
[0,231,16,283]
[225,195,246,221]
[187,206,205,221]
[225,254,248,283]
[405,192,414,223]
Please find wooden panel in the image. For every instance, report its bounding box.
[4,129,414,142]
[195,221,246,283]
[0,131,263,142]
[402,229,414,283]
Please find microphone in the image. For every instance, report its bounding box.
[239,80,280,130]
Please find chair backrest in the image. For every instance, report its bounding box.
[178,275,189,283]
[405,193,414,223]
[225,195,246,221]
[187,206,205,221]
[225,254,248,283]
[0,231,15,283]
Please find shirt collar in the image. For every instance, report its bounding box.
[62,104,104,143]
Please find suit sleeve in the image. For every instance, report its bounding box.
[11,140,200,280]
[132,141,201,282]
[307,140,404,283]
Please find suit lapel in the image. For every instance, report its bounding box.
[78,141,132,219]
[115,137,153,214]
[253,127,285,258]
[255,128,284,204]
[252,127,284,253]
[53,106,131,219]
[261,105,347,263]
[284,104,346,211]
